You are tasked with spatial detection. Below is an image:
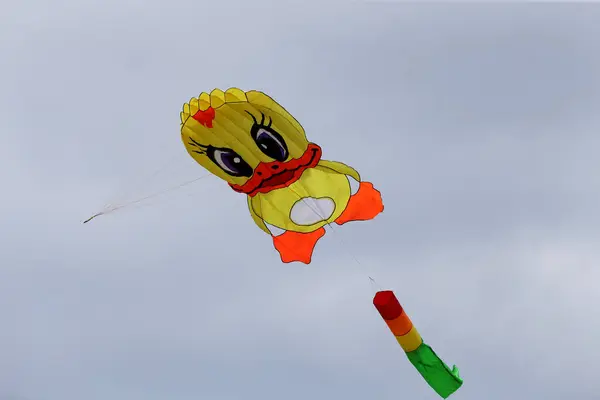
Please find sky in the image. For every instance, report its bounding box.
[1,1,600,400]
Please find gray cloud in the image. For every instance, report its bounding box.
[1,2,599,400]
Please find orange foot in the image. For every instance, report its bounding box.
[335,181,384,225]
[272,228,326,264]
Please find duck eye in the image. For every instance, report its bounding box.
[252,127,289,162]
[207,146,253,177]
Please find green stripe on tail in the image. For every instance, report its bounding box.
[406,342,463,398]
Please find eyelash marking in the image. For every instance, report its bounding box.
[188,137,208,155]
[245,110,271,128]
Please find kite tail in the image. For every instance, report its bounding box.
[373,290,463,399]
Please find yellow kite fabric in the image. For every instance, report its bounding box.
[180,88,384,264]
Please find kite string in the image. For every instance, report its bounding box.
[112,174,212,209]
[106,150,188,209]
[84,174,213,223]
[325,219,384,296]
[286,185,383,295]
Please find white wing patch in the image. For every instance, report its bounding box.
[264,221,286,237]
[290,197,336,226]
[347,174,360,195]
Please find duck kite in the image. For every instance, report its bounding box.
[180,88,384,264]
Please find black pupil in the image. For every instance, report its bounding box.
[221,152,242,171]
[254,128,288,162]
[208,147,252,177]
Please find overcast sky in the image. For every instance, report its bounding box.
[1,2,599,400]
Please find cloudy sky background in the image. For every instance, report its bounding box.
[1,2,599,400]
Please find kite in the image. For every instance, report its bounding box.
[373,290,463,398]
[180,88,384,264]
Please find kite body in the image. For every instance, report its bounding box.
[180,88,383,263]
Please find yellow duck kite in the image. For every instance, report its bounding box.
[180,88,384,264]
